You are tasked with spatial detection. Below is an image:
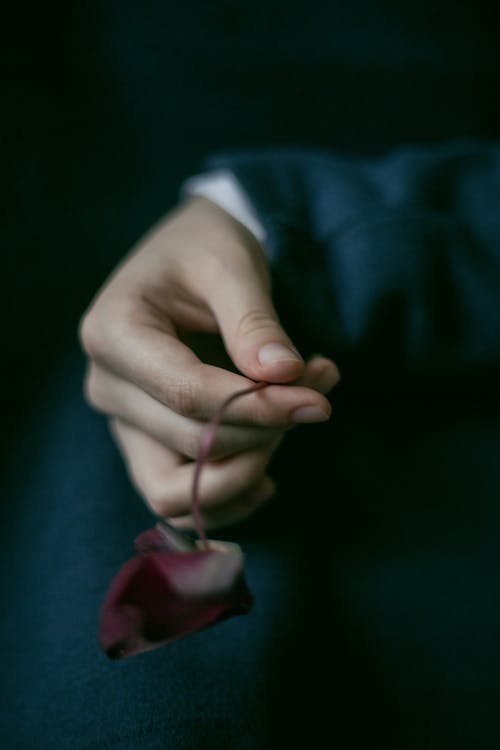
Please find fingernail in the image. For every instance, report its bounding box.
[291,405,331,423]
[258,343,303,367]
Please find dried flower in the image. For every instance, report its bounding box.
[99,382,267,659]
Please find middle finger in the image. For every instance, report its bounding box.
[86,362,282,460]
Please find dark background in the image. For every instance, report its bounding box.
[3,0,500,470]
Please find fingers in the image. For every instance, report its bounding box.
[170,475,276,531]
[110,418,282,519]
[107,354,338,532]
[80,195,341,438]
[167,196,307,384]
[294,355,341,394]
[81,197,342,534]
[82,320,333,426]
[87,362,281,460]
[206,249,306,385]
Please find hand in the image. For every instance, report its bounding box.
[79,197,340,529]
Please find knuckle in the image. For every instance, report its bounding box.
[179,425,228,461]
[235,308,277,339]
[248,399,272,426]
[79,297,133,361]
[181,426,204,461]
[146,484,181,519]
[146,492,169,517]
[78,307,105,359]
[167,381,200,419]
[83,367,106,411]
[240,395,280,427]
[139,474,169,516]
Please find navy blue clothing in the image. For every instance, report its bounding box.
[1,143,500,749]
[207,142,500,383]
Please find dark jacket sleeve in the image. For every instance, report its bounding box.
[203,143,500,389]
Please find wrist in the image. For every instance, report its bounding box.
[182,169,267,244]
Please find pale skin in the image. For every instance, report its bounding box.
[79,196,340,530]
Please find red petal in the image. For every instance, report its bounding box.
[99,544,253,660]
[134,521,195,554]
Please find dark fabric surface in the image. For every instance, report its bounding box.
[2,3,500,748]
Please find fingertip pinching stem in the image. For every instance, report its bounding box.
[191,381,269,548]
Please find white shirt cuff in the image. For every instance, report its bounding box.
[181,169,267,244]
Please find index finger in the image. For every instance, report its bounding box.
[83,314,332,427]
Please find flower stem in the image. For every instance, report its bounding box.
[191,382,269,549]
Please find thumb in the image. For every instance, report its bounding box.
[210,267,305,383]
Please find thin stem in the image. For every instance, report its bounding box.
[191,382,269,549]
